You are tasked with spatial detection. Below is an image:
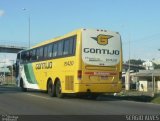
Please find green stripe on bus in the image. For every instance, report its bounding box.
[24,64,37,84]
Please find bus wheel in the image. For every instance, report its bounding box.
[20,79,27,92]
[47,80,55,97]
[55,80,64,98]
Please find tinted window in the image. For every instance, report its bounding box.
[64,36,76,55]
[44,46,48,59]
[21,51,28,62]
[29,50,33,61]
[63,39,70,55]
[32,49,36,60]
[39,47,44,59]
[57,41,63,56]
[26,51,30,61]
[48,44,53,58]
[36,48,40,60]
[53,43,58,57]
[69,37,76,55]
[19,36,76,63]
[17,53,20,60]
[21,51,25,62]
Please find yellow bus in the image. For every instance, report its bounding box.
[16,28,122,98]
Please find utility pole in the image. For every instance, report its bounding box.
[28,15,30,48]
[23,8,31,48]
[126,34,131,91]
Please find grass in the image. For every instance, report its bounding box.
[112,91,160,104]
[151,95,160,104]
[120,94,160,104]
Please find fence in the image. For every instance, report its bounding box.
[0,74,16,85]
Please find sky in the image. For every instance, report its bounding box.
[0,0,160,65]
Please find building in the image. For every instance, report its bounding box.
[143,60,154,70]
[153,59,160,65]
[122,64,145,90]
[135,69,160,92]
[0,67,10,75]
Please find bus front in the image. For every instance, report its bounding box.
[77,29,122,94]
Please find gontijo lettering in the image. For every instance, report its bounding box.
[83,48,120,55]
[36,62,52,69]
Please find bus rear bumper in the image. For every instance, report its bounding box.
[74,83,122,93]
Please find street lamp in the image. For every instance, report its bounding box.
[22,8,31,48]
[28,15,30,48]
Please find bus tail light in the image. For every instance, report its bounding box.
[78,70,82,80]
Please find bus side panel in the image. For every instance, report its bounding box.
[19,63,40,89]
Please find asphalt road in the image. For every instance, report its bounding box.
[0,85,160,115]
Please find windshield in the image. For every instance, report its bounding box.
[82,29,121,66]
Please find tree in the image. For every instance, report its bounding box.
[126,59,145,65]
[153,63,160,69]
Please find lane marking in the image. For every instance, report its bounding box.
[26,93,51,100]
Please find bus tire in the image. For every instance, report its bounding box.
[20,79,27,92]
[55,80,64,98]
[47,80,55,97]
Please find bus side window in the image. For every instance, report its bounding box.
[53,43,58,57]
[36,48,40,60]
[63,39,69,55]
[16,53,20,62]
[30,50,33,61]
[23,51,27,62]
[21,52,24,63]
[44,46,48,59]
[48,44,53,58]
[26,51,30,62]
[67,36,76,55]
[57,41,64,56]
[39,47,44,60]
[32,49,36,61]
[70,37,76,55]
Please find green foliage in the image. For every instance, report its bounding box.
[151,96,160,104]
[126,59,145,65]
[153,63,160,69]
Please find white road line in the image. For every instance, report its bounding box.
[26,93,51,100]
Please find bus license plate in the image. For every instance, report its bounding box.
[101,76,108,80]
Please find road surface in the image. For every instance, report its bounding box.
[0,86,160,115]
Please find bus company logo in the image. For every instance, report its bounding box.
[92,34,113,45]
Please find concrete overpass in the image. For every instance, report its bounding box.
[0,40,27,53]
[0,45,27,53]
[123,63,145,72]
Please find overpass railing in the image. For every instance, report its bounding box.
[0,40,28,49]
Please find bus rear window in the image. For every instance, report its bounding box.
[82,30,121,66]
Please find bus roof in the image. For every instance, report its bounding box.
[30,28,119,49]
[31,28,82,49]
